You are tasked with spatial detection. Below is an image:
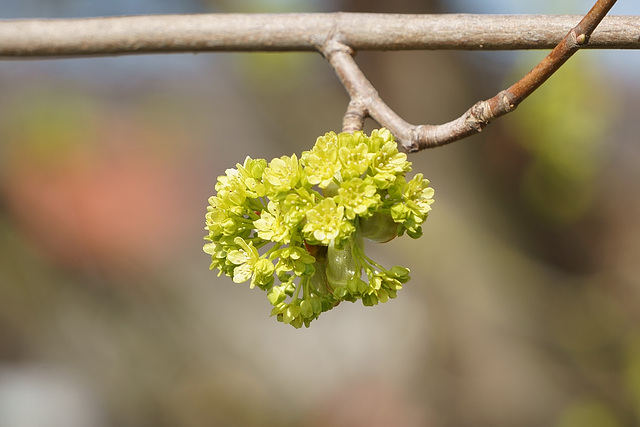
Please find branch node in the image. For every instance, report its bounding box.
[320,38,353,60]
[409,125,432,152]
[567,28,590,49]
[500,90,518,113]
[576,33,588,45]
[468,101,491,129]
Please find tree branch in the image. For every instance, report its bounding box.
[323,0,619,152]
[0,2,628,152]
[0,13,638,57]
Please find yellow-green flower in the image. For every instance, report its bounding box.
[391,173,435,238]
[338,142,370,180]
[369,141,411,189]
[274,246,316,278]
[254,201,291,243]
[336,177,380,220]
[214,168,249,207]
[302,198,354,245]
[227,237,274,288]
[301,133,340,188]
[236,156,267,198]
[282,188,316,226]
[405,173,435,214]
[263,154,301,195]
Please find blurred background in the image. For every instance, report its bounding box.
[1,0,639,426]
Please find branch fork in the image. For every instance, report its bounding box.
[322,0,617,153]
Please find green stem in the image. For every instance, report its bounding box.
[291,280,303,302]
[302,276,310,299]
[353,243,385,272]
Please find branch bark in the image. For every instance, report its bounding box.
[0,13,638,57]
[324,0,619,151]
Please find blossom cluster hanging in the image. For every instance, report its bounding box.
[204,129,434,328]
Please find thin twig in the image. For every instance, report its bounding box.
[323,41,414,139]
[324,0,619,152]
[0,13,638,57]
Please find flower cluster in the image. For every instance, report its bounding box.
[204,129,434,328]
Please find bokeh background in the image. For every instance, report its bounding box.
[1,0,640,426]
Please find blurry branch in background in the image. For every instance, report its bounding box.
[0,0,630,152]
[326,0,618,151]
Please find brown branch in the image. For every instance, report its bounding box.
[0,13,638,57]
[323,41,414,140]
[323,0,619,152]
